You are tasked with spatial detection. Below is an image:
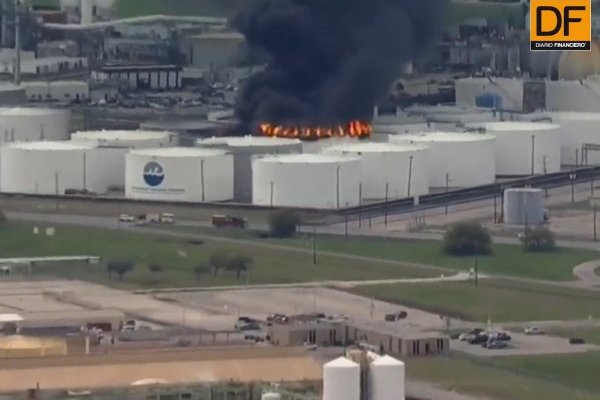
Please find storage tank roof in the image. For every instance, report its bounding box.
[130,148,228,158]
[371,355,404,366]
[0,107,66,116]
[200,136,301,147]
[477,122,559,131]
[325,357,359,368]
[257,153,360,164]
[393,132,495,143]
[72,130,173,140]
[7,141,93,151]
[326,142,427,153]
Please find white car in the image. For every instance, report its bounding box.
[119,214,135,223]
[524,326,545,335]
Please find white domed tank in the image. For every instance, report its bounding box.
[197,136,302,202]
[0,108,70,143]
[71,130,176,149]
[0,141,121,195]
[503,188,545,226]
[547,112,600,165]
[390,132,496,188]
[323,142,429,200]
[323,357,360,400]
[125,148,234,203]
[369,355,406,400]
[252,154,361,209]
[474,122,561,176]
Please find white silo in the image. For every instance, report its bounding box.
[197,136,302,202]
[71,130,176,149]
[390,132,496,188]
[546,112,600,165]
[252,154,361,209]
[369,355,406,400]
[323,142,429,200]
[473,122,561,176]
[0,141,119,195]
[0,108,70,143]
[125,148,234,203]
[323,357,360,400]
[503,188,545,225]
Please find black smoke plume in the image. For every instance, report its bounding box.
[232,0,448,131]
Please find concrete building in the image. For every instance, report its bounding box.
[268,322,449,358]
[182,32,244,71]
[95,64,183,91]
[23,80,89,103]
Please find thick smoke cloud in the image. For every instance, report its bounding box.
[232,0,448,130]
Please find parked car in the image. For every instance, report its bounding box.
[119,214,135,223]
[524,326,545,335]
[484,340,508,349]
[235,317,256,330]
[468,334,489,345]
[490,332,511,341]
[384,311,408,322]
[266,314,288,324]
[238,323,261,331]
[569,338,586,345]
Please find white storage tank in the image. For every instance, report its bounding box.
[473,122,561,176]
[197,136,302,201]
[323,357,360,400]
[390,132,496,187]
[125,148,233,203]
[369,355,406,400]
[252,154,361,209]
[300,137,364,154]
[261,393,281,400]
[0,142,122,195]
[503,188,545,225]
[546,79,600,113]
[71,130,176,148]
[455,77,524,112]
[323,142,429,200]
[546,112,600,165]
[0,108,70,143]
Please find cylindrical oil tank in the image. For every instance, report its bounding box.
[369,355,406,400]
[0,107,70,143]
[390,132,496,187]
[0,141,121,195]
[323,357,360,400]
[197,136,302,202]
[300,137,364,154]
[503,188,545,225]
[473,122,561,176]
[252,154,361,209]
[125,148,234,203]
[323,142,429,200]
[71,130,176,148]
[546,79,600,112]
[547,112,600,165]
[261,393,281,400]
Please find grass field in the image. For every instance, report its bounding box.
[0,223,435,289]
[350,279,600,322]
[407,354,599,400]
[169,226,599,281]
[545,327,600,345]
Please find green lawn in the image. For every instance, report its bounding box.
[407,354,599,400]
[170,226,599,281]
[0,223,434,289]
[350,279,600,322]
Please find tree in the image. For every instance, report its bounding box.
[148,263,164,274]
[520,226,556,252]
[193,264,210,282]
[268,210,301,238]
[226,255,253,279]
[107,260,135,280]
[209,253,229,277]
[443,223,493,256]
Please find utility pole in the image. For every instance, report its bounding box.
[200,159,205,202]
[312,226,317,265]
[358,183,362,229]
[570,170,576,203]
[594,205,598,242]
[384,182,389,226]
[445,173,450,215]
[493,194,497,223]
[530,135,535,175]
[336,166,340,210]
[269,181,274,208]
[14,0,20,86]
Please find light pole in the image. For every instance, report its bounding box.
[384,182,389,226]
[570,170,577,203]
[269,181,274,208]
[358,183,363,229]
[445,173,450,215]
[200,159,206,202]
[312,225,317,265]
[336,165,340,210]
[530,134,536,175]
[594,205,598,242]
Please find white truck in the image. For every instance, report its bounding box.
[135,213,175,226]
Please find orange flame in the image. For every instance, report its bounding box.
[259,120,372,140]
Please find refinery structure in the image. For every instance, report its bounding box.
[2,1,600,400]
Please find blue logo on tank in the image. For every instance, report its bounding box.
[143,161,164,187]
